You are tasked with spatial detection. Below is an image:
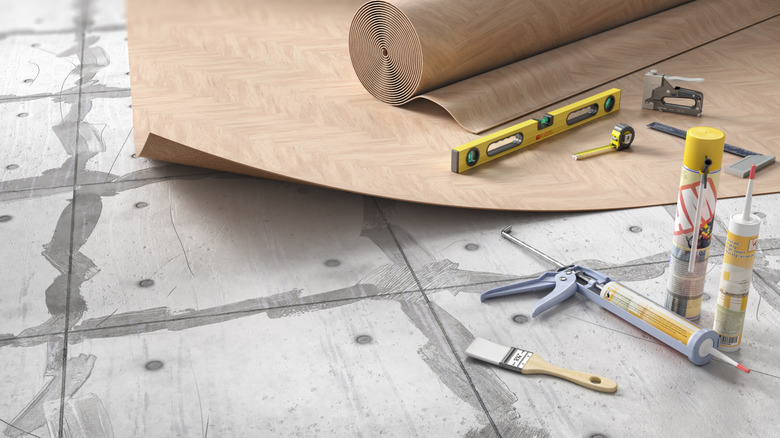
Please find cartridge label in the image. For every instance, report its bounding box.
[667,168,721,319]
[723,232,758,270]
[716,291,749,312]
[713,229,757,349]
[667,253,707,297]
[714,304,746,348]
[665,293,703,320]
[601,282,698,345]
[673,177,718,238]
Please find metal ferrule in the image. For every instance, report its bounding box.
[500,348,533,372]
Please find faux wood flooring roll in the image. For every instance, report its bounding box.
[129,0,780,211]
[349,0,688,106]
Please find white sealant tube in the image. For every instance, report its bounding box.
[714,168,761,351]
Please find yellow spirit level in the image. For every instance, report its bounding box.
[451,89,621,173]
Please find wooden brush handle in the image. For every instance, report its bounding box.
[522,354,617,393]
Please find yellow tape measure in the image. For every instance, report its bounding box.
[572,123,635,160]
[451,88,621,173]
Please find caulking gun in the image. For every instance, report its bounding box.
[482,226,749,372]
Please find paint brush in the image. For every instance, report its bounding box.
[465,337,617,393]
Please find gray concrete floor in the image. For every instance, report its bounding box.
[1,1,779,437]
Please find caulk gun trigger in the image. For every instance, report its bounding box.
[481,271,558,302]
[532,274,578,317]
[481,271,579,317]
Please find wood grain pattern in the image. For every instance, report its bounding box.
[423,0,780,133]
[522,354,618,393]
[349,0,687,106]
[128,0,780,211]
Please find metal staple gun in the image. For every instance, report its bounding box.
[642,70,704,116]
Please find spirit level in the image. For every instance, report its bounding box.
[451,89,621,173]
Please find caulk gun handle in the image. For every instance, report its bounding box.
[481,271,578,317]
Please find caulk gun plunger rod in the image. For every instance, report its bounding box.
[501,226,565,269]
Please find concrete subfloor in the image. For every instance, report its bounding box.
[1,1,779,437]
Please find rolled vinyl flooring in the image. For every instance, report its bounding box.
[129,0,780,210]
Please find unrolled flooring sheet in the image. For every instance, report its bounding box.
[129,0,780,211]
[351,0,774,133]
[349,0,686,107]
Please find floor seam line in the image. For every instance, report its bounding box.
[58,3,89,435]
[0,23,128,39]
[0,171,221,198]
[68,290,423,336]
[0,88,130,104]
[370,197,504,438]
[3,291,423,347]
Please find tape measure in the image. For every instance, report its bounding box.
[572,123,635,160]
[451,89,622,173]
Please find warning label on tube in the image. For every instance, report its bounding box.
[674,178,717,237]
[601,282,698,345]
